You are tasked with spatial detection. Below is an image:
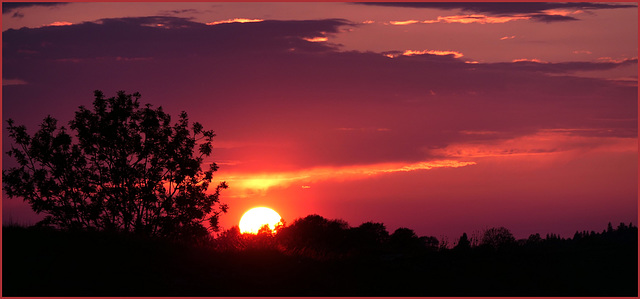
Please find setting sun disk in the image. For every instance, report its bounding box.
[239,207,282,234]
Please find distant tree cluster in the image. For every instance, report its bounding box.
[215,214,437,259]
[3,91,227,240]
[215,215,638,261]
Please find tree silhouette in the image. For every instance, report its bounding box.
[527,233,543,246]
[3,90,227,239]
[389,227,423,251]
[481,227,516,249]
[420,236,439,250]
[350,221,390,250]
[276,214,350,257]
[454,232,471,250]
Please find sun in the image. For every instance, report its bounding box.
[239,207,282,234]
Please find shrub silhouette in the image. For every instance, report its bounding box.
[3,90,227,240]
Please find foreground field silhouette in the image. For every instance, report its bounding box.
[3,215,637,296]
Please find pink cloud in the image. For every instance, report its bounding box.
[2,78,28,86]
[512,58,546,63]
[432,129,637,158]
[206,18,263,26]
[597,56,637,63]
[459,130,499,135]
[337,127,391,132]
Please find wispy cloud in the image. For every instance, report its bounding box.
[489,58,638,74]
[405,49,463,58]
[432,15,531,24]
[542,9,583,17]
[363,2,637,27]
[336,127,391,132]
[387,14,535,26]
[218,159,476,197]
[597,57,637,63]
[2,78,28,86]
[358,2,635,23]
[384,49,464,59]
[389,15,531,25]
[206,18,263,26]
[303,36,328,42]
[159,8,200,16]
[389,20,420,25]
[512,58,546,63]
[459,130,499,136]
[2,2,69,14]
[46,21,73,27]
[433,129,637,158]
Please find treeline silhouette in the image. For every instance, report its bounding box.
[216,215,445,259]
[3,215,637,296]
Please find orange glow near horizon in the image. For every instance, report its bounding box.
[206,130,635,202]
[217,159,477,198]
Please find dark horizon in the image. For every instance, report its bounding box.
[3,218,637,296]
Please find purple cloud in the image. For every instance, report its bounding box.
[2,2,68,14]
[484,58,638,74]
[357,2,636,15]
[356,2,636,22]
[3,16,636,170]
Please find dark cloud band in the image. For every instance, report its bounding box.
[3,16,636,168]
[2,2,67,14]
[357,2,636,14]
[356,2,636,22]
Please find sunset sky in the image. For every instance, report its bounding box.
[2,2,637,240]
